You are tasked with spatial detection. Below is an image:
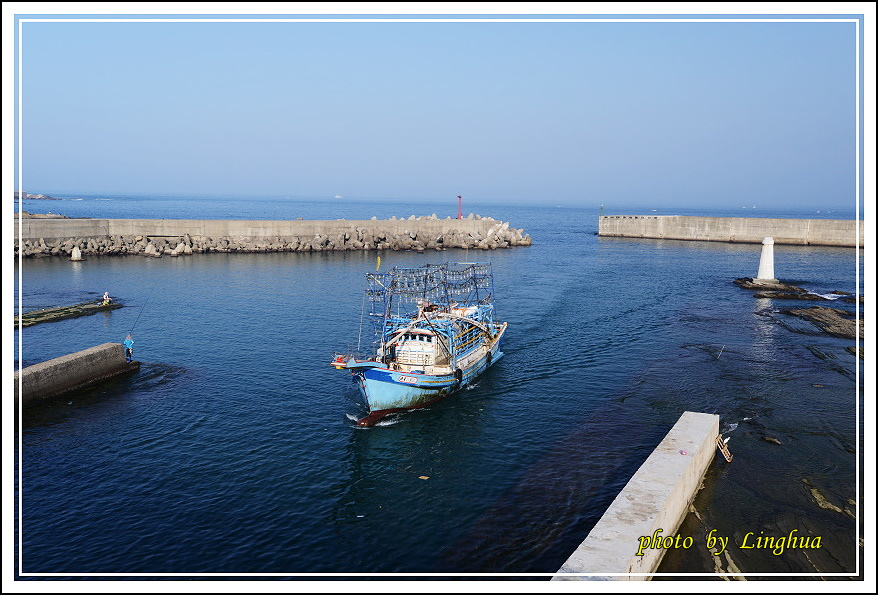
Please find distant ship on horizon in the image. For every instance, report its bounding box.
[334,193,343,199]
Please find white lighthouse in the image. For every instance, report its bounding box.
[755,237,776,282]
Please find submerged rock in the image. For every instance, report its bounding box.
[753,291,827,301]
[801,477,848,516]
[781,306,862,340]
[845,346,864,359]
[735,277,856,303]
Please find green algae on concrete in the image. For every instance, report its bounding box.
[16,301,123,328]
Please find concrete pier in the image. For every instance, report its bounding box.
[598,215,863,247]
[15,343,140,408]
[553,411,719,580]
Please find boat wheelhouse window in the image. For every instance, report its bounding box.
[397,333,435,343]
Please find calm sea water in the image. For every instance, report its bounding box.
[13,195,864,578]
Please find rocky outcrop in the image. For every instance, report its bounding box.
[735,277,864,306]
[15,193,61,200]
[752,291,828,301]
[14,215,532,258]
[781,306,862,341]
[736,278,863,344]
[734,277,810,294]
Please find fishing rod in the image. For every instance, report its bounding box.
[128,278,160,335]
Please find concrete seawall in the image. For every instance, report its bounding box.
[15,343,140,408]
[14,216,531,257]
[554,411,719,580]
[599,216,863,247]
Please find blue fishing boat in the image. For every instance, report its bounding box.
[331,262,506,426]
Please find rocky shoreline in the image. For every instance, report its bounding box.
[15,215,532,258]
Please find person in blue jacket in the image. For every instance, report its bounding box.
[124,335,134,362]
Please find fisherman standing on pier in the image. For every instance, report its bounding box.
[124,334,134,362]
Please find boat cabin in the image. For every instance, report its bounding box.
[387,329,451,372]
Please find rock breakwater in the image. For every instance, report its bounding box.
[15,215,532,258]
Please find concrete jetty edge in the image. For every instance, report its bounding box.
[553,411,719,581]
[598,215,863,247]
[15,343,140,409]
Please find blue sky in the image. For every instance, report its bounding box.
[16,14,863,210]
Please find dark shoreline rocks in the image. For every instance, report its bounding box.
[780,306,862,341]
[752,291,828,301]
[734,277,811,296]
[735,277,864,347]
[734,277,861,303]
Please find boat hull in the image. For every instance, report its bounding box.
[355,340,504,425]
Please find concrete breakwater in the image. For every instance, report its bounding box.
[14,215,531,258]
[15,343,140,409]
[554,411,720,580]
[599,215,863,247]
